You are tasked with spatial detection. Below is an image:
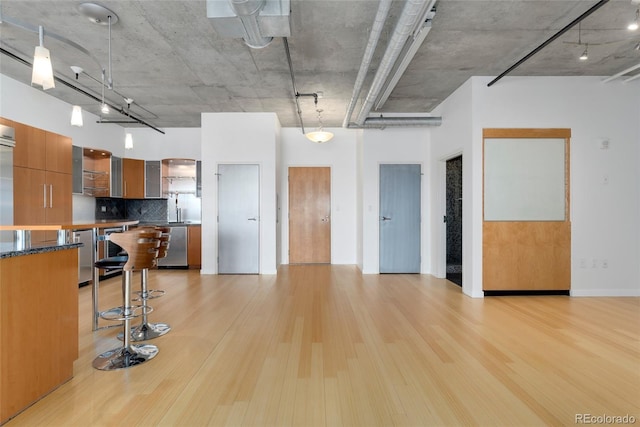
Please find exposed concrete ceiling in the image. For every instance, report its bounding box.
[1,0,639,130]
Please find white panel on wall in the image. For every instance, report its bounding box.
[484,138,565,221]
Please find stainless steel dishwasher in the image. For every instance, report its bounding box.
[157,226,188,267]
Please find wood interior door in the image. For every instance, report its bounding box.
[289,167,331,264]
[483,128,571,291]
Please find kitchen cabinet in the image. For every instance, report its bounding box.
[82,148,111,197]
[0,247,79,424]
[72,145,83,194]
[187,225,201,268]
[111,156,122,197]
[145,160,161,198]
[9,121,72,244]
[123,158,144,199]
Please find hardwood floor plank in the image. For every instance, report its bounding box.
[4,266,639,426]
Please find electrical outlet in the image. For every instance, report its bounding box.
[101,206,107,212]
[602,259,608,269]
[579,258,587,269]
[592,259,598,268]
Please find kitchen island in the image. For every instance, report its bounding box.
[0,240,81,424]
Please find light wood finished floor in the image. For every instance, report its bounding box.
[6,266,639,426]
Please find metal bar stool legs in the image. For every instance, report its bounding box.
[121,268,171,341]
[93,270,159,370]
[93,229,161,371]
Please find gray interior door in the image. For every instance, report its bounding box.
[218,164,259,274]
[379,164,421,273]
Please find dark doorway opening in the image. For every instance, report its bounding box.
[446,156,462,286]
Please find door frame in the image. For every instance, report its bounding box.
[437,151,463,281]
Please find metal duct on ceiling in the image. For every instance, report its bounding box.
[207,0,290,49]
[355,116,442,128]
[354,0,437,126]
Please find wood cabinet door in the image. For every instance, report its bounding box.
[187,225,201,268]
[13,167,46,225]
[14,124,46,170]
[123,158,145,199]
[45,171,72,225]
[45,132,72,174]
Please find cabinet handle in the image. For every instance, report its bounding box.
[50,184,53,208]
[124,181,127,197]
[43,184,47,208]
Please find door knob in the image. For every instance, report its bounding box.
[247,217,257,221]
[381,216,392,221]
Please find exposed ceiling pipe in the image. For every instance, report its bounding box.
[488,0,609,87]
[229,0,273,49]
[341,0,393,128]
[283,37,306,134]
[354,0,435,126]
[349,116,442,129]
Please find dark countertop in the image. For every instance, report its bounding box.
[0,242,83,260]
[137,221,201,227]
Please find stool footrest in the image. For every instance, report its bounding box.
[99,305,154,321]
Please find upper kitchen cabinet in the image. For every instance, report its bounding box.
[82,148,111,197]
[12,125,71,174]
[123,158,144,199]
[162,159,196,197]
[145,160,162,198]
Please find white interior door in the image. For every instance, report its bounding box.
[218,164,259,274]
[379,164,421,273]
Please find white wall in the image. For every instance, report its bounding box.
[279,128,357,264]
[432,76,640,297]
[201,112,279,275]
[430,79,478,296]
[122,127,201,160]
[361,128,430,274]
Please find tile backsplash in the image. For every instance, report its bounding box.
[95,198,168,222]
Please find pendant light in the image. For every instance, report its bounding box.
[629,8,639,31]
[305,96,333,143]
[71,106,84,126]
[124,133,133,150]
[31,26,55,90]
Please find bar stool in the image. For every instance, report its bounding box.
[123,226,172,342]
[92,228,161,371]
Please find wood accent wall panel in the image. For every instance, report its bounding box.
[0,249,78,424]
[483,128,571,291]
[483,222,571,290]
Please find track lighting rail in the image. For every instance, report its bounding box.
[488,0,609,87]
[0,46,165,134]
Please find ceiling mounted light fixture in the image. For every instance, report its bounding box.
[579,45,589,60]
[305,95,333,143]
[71,106,83,127]
[629,8,639,31]
[31,26,55,90]
[124,133,133,149]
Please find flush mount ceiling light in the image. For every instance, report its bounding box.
[305,96,333,143]
[71,105,83,126]
[31,26,55,90]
